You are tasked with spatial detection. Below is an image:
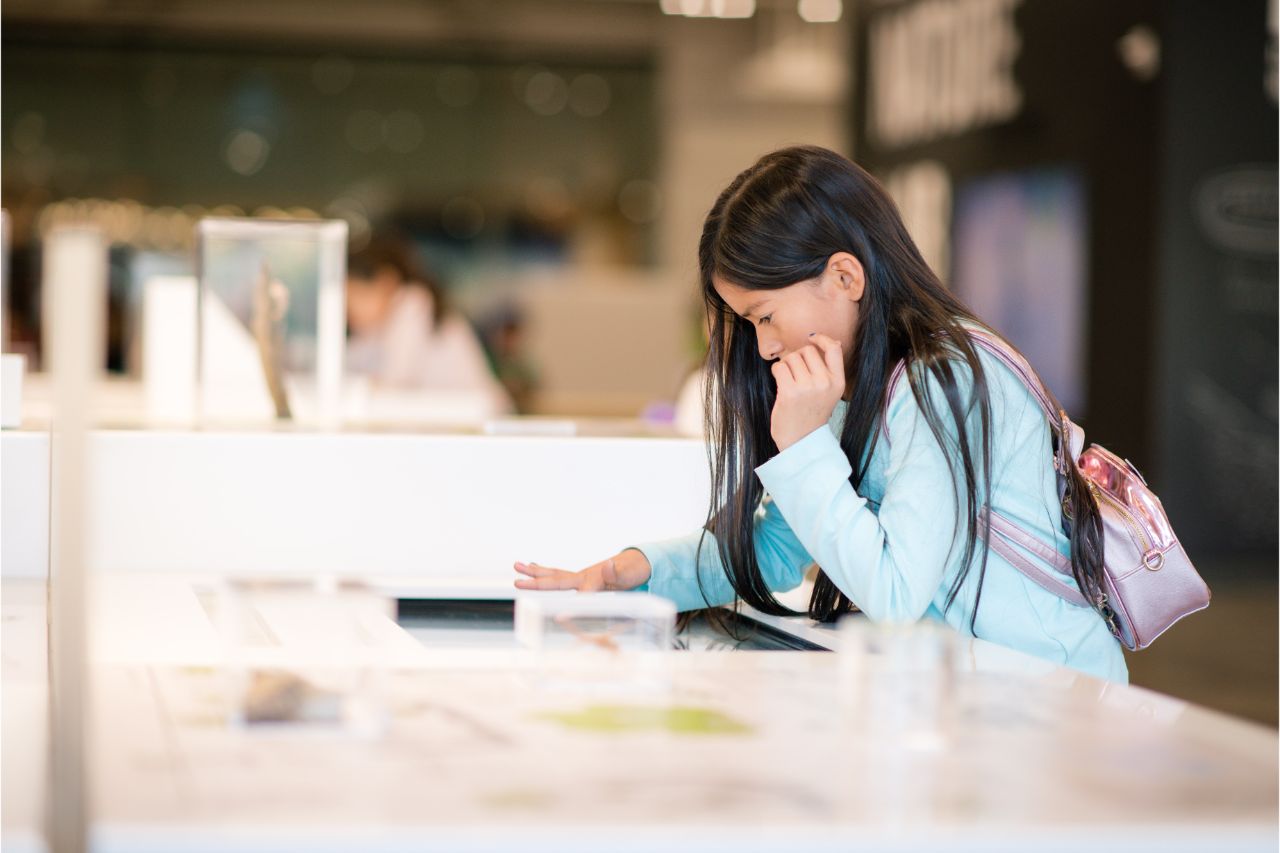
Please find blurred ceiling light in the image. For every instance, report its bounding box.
[224,129,270,176]
[617,179,663,224]
[661,0,754,18]
[140,206,192,251]
[102,201,134,243]
[119,201,145,245]
[511,64,546,101]
[161,207,193,248]
[1117,25,1161,82]
[568,74,612,117]
[437,65,480,108]
[712,0,755,18]
[345,109,383,153]
[12,112,46,155]
[312,54,354,95]
[797,0,841,23]
[384,109,425,153]
[442,197,486,240]
[525,71,569,116]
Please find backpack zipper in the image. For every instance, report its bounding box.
[1087,481,1164,570]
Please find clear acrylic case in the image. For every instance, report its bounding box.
[838,616,958,749]
[196,217,347,425]
[217,577,391,738]
[514,592,676,693]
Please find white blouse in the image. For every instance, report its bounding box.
[346,287,513,415]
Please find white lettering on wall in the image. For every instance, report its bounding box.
[869,0,1023,149]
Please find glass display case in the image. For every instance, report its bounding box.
[218,577,391,737]
[196,217,347,425]
[514,591,676,693]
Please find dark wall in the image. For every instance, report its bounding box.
[1154,0,1278,559]
[852,0,1277,561]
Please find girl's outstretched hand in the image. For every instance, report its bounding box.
[513,549,652,592]
[769,332,845,451]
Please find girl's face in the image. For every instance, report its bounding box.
[346,265,402,335]
[713,252,866,365]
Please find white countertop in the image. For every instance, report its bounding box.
[3,575,1276,853]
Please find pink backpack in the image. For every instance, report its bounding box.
[885,329,1211,650]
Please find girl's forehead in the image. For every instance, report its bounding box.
[712,278,759,314]
[713,275,808,317]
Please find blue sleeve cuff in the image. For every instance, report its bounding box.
[755,424,852,491]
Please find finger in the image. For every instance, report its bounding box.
[514,573,560,589]
[515,572,579,590]
[514,562,572,584]
[783,351,812,383]
[771,359,794,388]
[796,346,828,384]
[809,333,845,376]
[515,577,566,590]
[514,561,557,577]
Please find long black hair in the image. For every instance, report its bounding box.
[695,146,1105,631]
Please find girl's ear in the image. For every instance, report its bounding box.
[827,252,866,303]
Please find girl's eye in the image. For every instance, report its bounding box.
[759,315,772,326]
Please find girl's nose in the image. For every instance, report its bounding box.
[758,336,783,361]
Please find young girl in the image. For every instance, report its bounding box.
[514,146,1126,683]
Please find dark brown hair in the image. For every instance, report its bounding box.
[348,236,447,328]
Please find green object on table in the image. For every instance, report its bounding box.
[536,704,752,735]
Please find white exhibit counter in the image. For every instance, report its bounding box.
[1,421,1276,852]
[0,423,710,587]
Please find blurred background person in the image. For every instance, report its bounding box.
[346,236,513,414]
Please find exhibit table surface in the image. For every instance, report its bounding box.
[2,576,1276,853]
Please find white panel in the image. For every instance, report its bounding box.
[85,431,711,582]
[142,275,198,424]
[1,431,50,579]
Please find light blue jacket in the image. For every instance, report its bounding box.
[635,344,1128,683]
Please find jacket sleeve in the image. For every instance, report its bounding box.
[629,493,815,612]
[753,367,975,624]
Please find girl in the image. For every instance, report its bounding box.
[514,146,1126,683]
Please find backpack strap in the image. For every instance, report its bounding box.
[879,328,1094,610]
[881,328,1084,464]
[964,328,1085,470]
[981,506,1091,608]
